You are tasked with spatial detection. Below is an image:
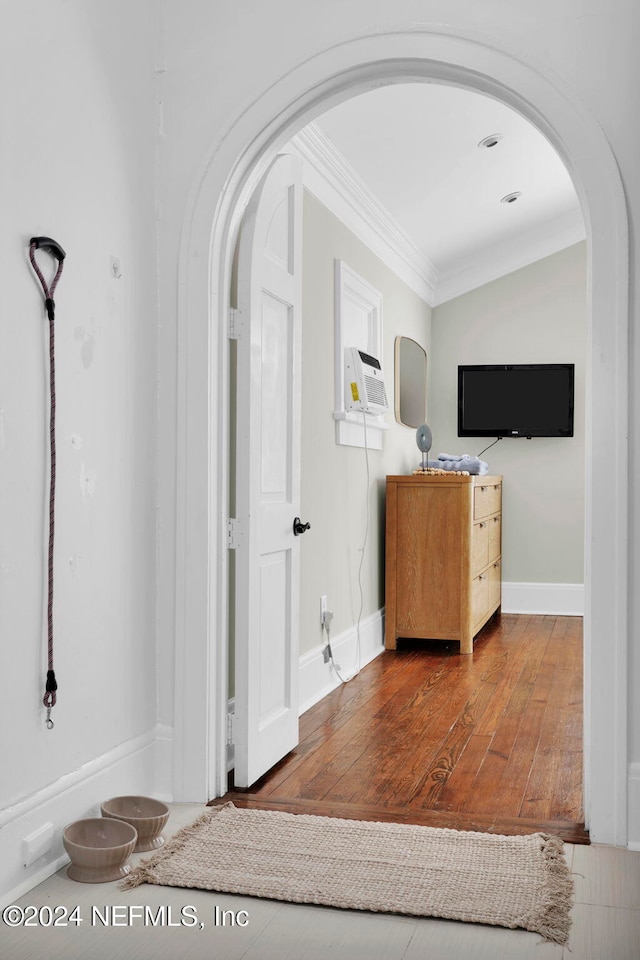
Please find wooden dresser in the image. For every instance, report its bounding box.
[385,474,502,654]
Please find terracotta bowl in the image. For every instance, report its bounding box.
[63,818,137,883]
[101,795,170,852]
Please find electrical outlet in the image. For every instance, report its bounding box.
[320,595,328,624]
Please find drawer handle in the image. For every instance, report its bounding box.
[478,522,486,528]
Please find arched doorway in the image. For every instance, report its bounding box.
[172,31,628,846]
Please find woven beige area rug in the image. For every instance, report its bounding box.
[122,802,573,944]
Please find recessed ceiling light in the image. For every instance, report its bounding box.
[500,191,522,204]
[478,134,503,149]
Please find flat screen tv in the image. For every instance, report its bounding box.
[457,364,575,438]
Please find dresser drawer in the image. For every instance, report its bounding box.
[488,514,501,562]
[471,519,489,573]
[488,558,501,609]
[472,570,489,625]
[474,482,501,520]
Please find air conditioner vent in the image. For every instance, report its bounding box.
[364,375,388,407]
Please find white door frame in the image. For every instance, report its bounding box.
[172,30,629,846]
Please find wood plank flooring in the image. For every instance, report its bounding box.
[216,613,588,844]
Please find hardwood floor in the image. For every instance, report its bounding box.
[216,613,589,844]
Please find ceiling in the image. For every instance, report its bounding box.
[299,83,585,303]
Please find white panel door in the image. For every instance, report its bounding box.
[234,153,303,787]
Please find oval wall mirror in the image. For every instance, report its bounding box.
[394,336,427,428]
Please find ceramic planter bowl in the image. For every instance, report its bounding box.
[101,795,170,852]
[63,817,137,883]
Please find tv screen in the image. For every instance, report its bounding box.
[458,364,575,438]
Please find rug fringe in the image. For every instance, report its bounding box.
[522,833,574,945]
[120,803,234,890]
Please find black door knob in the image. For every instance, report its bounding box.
[293,517,311,536]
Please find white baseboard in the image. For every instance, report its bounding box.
[0,724,172,908]
[298,608,385,715]
[628,763,640,851]
[501,581,584,616]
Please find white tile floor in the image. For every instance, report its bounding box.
[2,804,640,960]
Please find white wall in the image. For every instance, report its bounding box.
[0,0,159,901]
[300,191,431,653]
[430,243,586,587]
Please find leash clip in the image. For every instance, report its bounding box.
[46,706,54,730]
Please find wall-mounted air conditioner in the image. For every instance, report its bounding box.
[344,347,389,416]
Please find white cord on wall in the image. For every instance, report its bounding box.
[322,410,370,684]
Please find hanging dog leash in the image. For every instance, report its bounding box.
[29,236,66,729]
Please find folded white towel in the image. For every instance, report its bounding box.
[429,455,489,476]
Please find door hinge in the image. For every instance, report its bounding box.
[227,517,240,549]
[228,307,244,340]
[227,711,236,746]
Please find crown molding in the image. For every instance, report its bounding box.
[287,124,585,309]
[287,124,438,306]
[433,210,586,305]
